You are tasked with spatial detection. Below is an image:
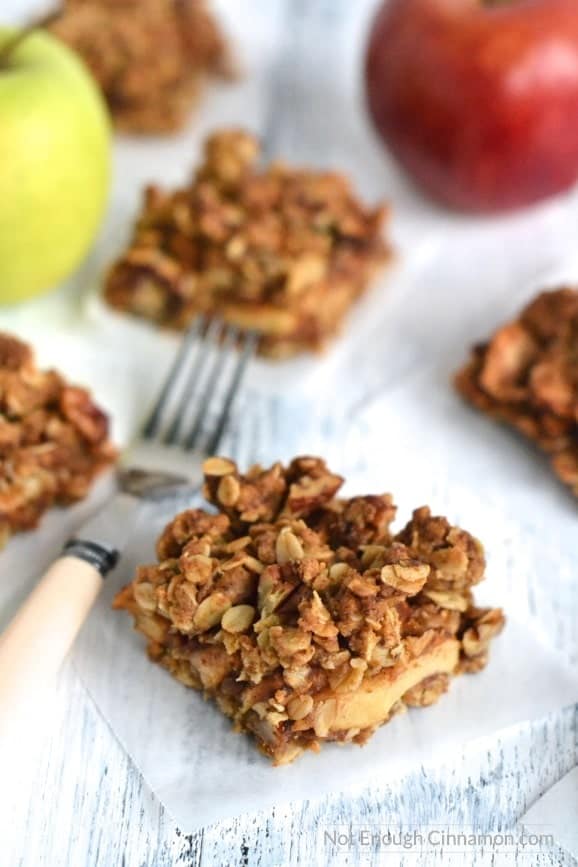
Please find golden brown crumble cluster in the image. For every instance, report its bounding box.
[47,0,231,133]
[0,333,116,548]
[456,288,578,497]
[104,130,392,358]
[114,456,504,765]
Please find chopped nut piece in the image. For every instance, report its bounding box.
[203,456,237,477]
[193,592,232,631]
[381,561,430,594]
[104,130,393,358]
[0,332,116,547]
[217,474,241,507]
[286,694,314,721]
[133,581,157,612]
[275,528,305,565]
[422,590,469,612]
[114,455,504,764]
[180,552,213,585]
[456,287,578,497]
[330,563,349,580]
[299,591,338,639]
[221,604,256,634]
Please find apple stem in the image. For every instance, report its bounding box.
[0,15,59,68]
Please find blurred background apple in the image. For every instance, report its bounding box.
[0,27,110,303]
[365,0,578,214]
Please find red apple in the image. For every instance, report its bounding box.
[365,0,578,213]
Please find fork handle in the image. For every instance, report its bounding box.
[0,543,117,735]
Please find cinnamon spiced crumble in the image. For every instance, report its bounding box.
[104,130,392,358]
[113,456,504,765]
[46,0,232,133]
[455,288,578,497]
[0,333,116,547]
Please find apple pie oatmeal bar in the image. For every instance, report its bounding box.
[113,456,504,765]
[104,130,392,358]
[47,0,231,133]
[456,288,578,497]
[0,333,116,547]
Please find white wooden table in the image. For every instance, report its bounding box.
[1,1,577,864]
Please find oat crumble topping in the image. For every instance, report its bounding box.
[114,455,504,765]
[104,129,392,358]
[0,333,116,548]
[47,0,232,133]
[455,288,578,497]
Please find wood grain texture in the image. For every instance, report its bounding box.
[2,1,578,865]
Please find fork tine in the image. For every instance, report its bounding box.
[141,316,206,440]
[183,323,239,451]
[203,330,258,455]
[162,317,222,445]
[143,316,257,454]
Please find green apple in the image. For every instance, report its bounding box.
[0,28,111,303]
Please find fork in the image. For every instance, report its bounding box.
[0,318,257,729]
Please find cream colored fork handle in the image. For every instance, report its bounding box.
[0,557,102,733]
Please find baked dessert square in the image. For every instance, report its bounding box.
[47,0,231,133]
[104,129,393,358]
[0,333,116,547]
[455,288,578,497]
[114,456,504,765]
